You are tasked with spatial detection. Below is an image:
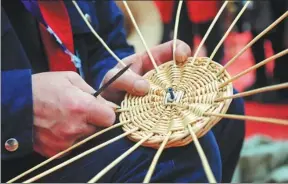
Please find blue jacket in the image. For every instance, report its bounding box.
[1,1,134,160]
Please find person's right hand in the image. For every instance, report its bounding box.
[32,71,117,158]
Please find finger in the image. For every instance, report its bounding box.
[34,129,68,158]
[103,68,150,96]
[173,39,192,63]
[142,39,191,71]
[97,95,120,110]
[101,88,126,105]
[123,39,191,72]
[77,124,98,140]
[66,71,96,94]
[37,142,67,158]
[66,72,119,109]
[34,125,97,158]
[34,143,58,158]
[62,88,116,127]
[35,127,74,151]
[76,91,116,127]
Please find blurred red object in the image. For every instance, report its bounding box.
[153,1,218,24]
[245,102,288,140]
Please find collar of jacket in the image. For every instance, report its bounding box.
[21,0,77,72]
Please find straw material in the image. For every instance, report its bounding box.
[119,57,233,149]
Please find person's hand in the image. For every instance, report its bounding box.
[32,72,117,157]
[101,40,191,103]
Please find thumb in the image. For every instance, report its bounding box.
[104,68,150,96]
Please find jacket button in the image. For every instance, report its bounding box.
[85,13,91,23]
[5,138,19,152]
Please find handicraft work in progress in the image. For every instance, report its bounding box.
[8,1,288,183]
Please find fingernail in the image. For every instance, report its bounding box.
[180,52,187,62]
[106,101,120,110]
[177,51,187,63]
[133,79,150,95]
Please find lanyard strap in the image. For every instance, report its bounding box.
[21,0,84,77]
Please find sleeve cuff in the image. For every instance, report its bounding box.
[1,69,34,160]
[93,60,118,90]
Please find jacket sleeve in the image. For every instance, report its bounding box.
[1,8,34,160]
[70,1,135,90]
[90,1,135,89]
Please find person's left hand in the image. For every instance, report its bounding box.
[101,40,191,103]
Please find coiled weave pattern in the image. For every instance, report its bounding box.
[119,57,233,149]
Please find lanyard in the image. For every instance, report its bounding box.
[21,0,84,78]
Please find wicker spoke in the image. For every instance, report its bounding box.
[188,125,216,183]
[207,1,250,65]
[205,113,288,125]
[172,0,183,63]
[218,11,288,75]
[143,132,172,183]
[23,128,138,183]
[220,49,288,88]
[7,121,128,183]
[88,134,153,183]
[72,1,129,70]
[122,1,159,72]
[216,83,288,101]
[170,0,184,90]
[190,1,228,64]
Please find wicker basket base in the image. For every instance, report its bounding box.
[119,57,233,149]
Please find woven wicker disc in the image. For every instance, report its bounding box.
[119,57,233,149]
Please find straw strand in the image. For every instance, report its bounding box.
[216,83,288,101]
[190,1,228,64]
[7,121,129,183]
[218,11,288,75]
[208,1,250,63]
[220,49,288,88]
[188,125,216,183]
[172,0,183,64]
[72,1,129,70]
[88,133,153,183]
[205,113,288,125]
[122,1,159,72]
[143,132,172,183]
[23,128,138,183]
